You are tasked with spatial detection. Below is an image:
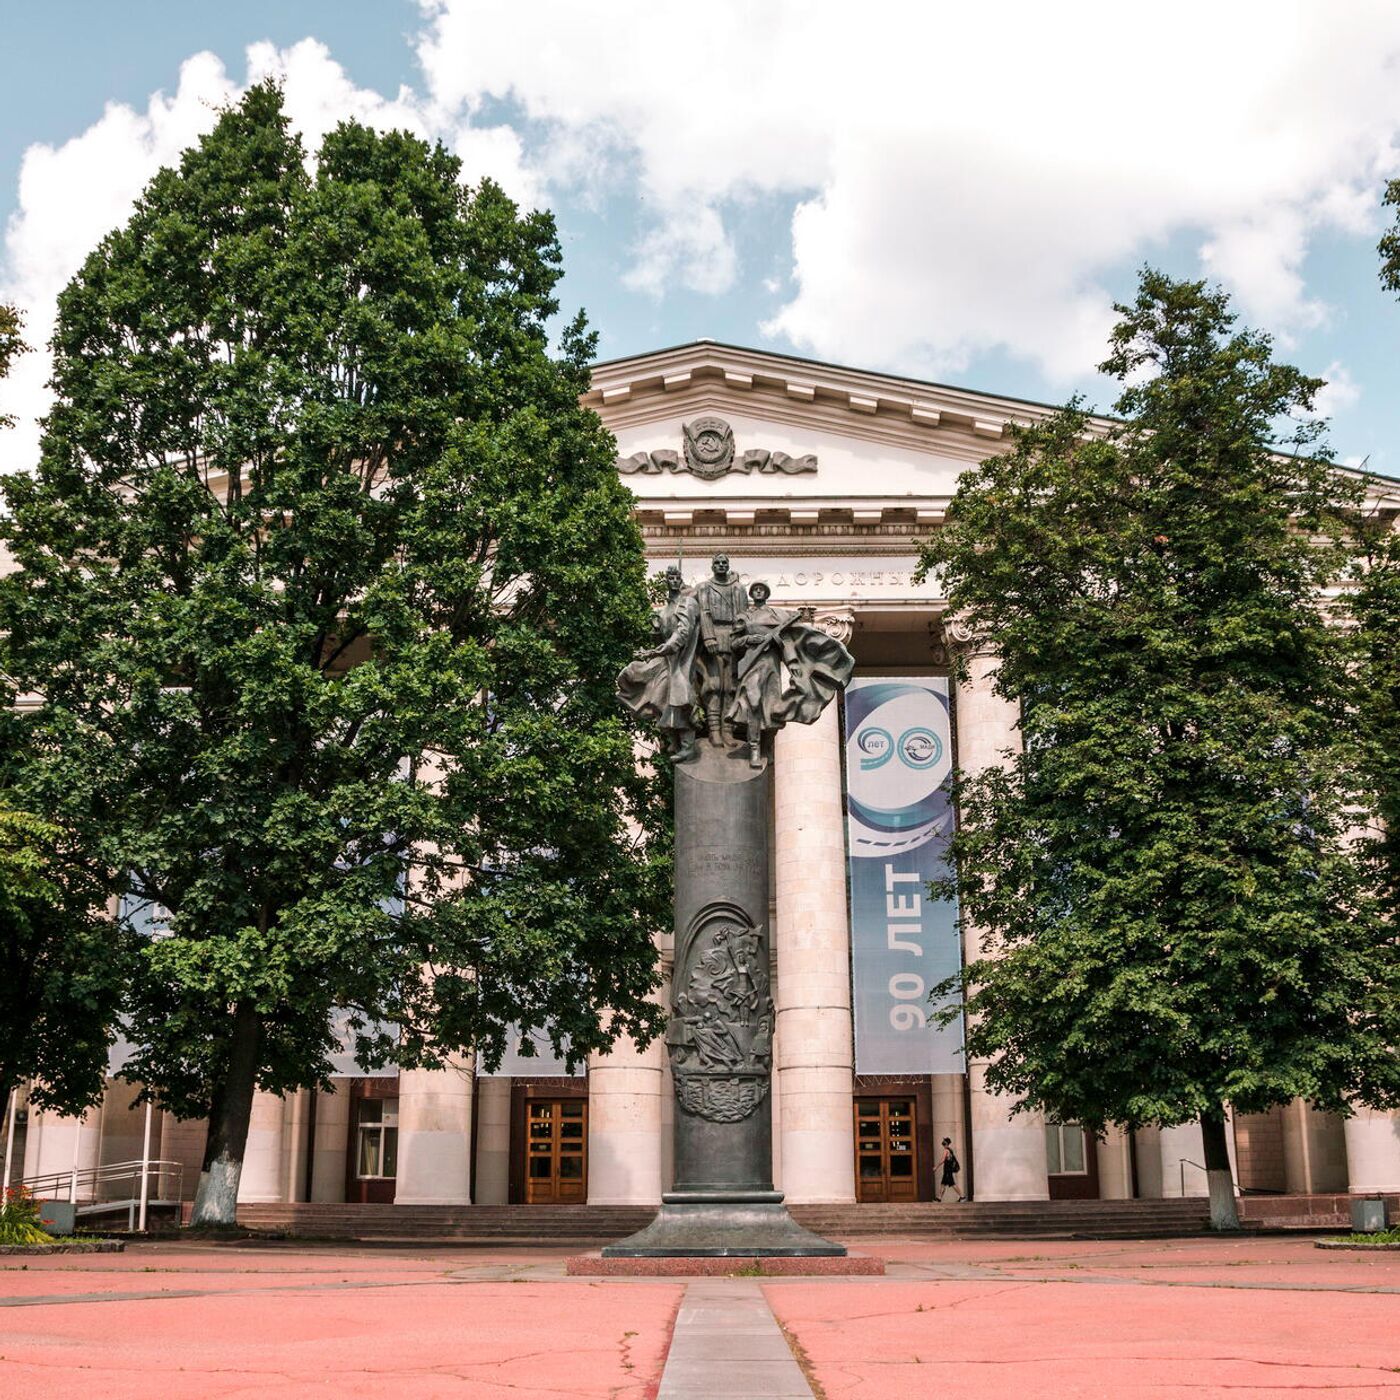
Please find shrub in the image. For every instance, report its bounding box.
[0,1185,55,1246]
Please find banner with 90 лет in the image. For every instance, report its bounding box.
[843,677,964,1074]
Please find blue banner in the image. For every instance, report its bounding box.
[844,677,963,1074]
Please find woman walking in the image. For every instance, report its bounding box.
[936,1137,964,1202]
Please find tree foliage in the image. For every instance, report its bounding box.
[1351,507,1400,930]
[0,797,126,1119]
[0,300,24,430]
[1366,190,1400,932]
[919,271,1399,1223]
[2,297,126,1119]
[0,85,667,1218]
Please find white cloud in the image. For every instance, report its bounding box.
[412,0,1400,383]
[0,38,538,471]
[8,2,1400,470]
[1312,361,1362,420]
[0,51,236,471]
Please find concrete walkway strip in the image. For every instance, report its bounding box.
[658,1279,814,1399]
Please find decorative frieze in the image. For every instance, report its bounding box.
[617,416,817,479]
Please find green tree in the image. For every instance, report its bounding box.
[1352,523,1400,933]
[0,300,23,430]
[0,799,127,1123]
[0,85,667,1224]
[1365,189,1400,938]
[920,270,1400,1229]
[1,301,129,1122]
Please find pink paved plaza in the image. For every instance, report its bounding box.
[2,1234,1397,1398]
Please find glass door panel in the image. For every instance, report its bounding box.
[852,1096,920,1202]
[524,1099,589,1203]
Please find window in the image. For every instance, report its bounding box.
[1045,1122,1086,1175]
[356,1098,399,1179]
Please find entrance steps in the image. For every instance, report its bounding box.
[790,1199,1210,1239]
[235,1202,659,1243]
[236,1197,1217,1243]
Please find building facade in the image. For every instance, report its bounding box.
[7,341,1400,1209]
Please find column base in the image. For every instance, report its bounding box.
[601,1191,845,1257]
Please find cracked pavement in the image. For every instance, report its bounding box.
[1,1234,1396,1397]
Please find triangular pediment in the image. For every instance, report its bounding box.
[584,340,1089,522]
[588,341,1400,526]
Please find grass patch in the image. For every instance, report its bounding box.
[1325,1227,1400,1245]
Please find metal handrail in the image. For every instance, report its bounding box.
[1178,1157,1207,1196]
[20,1159,184,1214]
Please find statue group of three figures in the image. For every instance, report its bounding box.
[617,553,854,767]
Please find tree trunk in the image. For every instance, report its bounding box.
[189,1003,262,1227]
[1199,1108,1240,1231]
[0,1074,15,1183]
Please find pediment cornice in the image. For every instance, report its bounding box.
[585,339,1108,458]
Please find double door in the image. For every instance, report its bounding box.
[525,1098,587,1203]
[854,1096,919,1202]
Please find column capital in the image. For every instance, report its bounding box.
[942,610,994,657]
[797,606,856,646]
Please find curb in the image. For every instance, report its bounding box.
[1314,1239,1400,1251]
[0,1240,126,1256]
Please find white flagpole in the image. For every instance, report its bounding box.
[2,1089,16,1189]
[137,1098,154,1232]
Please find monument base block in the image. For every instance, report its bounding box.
[567,1253,882,1276]
[601,1191,846,1257]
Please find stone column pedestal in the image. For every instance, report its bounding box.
[1096,1124,1134,1200]
[774,704,856,1205]
[310,1085,350,1203]
[951,634,1049,1201]
[24,1102,105,1202]
[237,1091,286,1203]
[1158,1116,1239,1198]
[1344,1107,1400,1192]
[394,1056,474,1205]
[473,1077,512,1206]
[587,1024,665,1205]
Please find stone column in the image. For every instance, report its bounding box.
[24,1102,105,1201]
[473,1077,512,1206]
[310,1085,350,1203]
[1344,1107,1400,1193]
[1281,1099,1348,1193]
[1097,1124,1134,1200]
[237,1090,286,1202]
[394,1056,474,1204]
[281,1089,311,1203]
[587,1019,666,1205]
[1159,1117,1238,1197]
[949,624,1049,1201]
[1133,1125,1164,1197]
[773,697,857,1204]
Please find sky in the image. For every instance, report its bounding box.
[5,0,1400,476]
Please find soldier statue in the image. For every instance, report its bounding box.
[616,555,854,768]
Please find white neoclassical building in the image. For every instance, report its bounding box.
[8,341,1400,1216]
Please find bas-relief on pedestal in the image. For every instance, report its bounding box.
[607,553,855,1257]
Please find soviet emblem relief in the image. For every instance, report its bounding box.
[616,417,818,478]
[666,904,773,1123]
[682,416,736,479]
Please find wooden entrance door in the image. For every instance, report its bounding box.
[854,1096,919,1203]
[525,1099,587,1203]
